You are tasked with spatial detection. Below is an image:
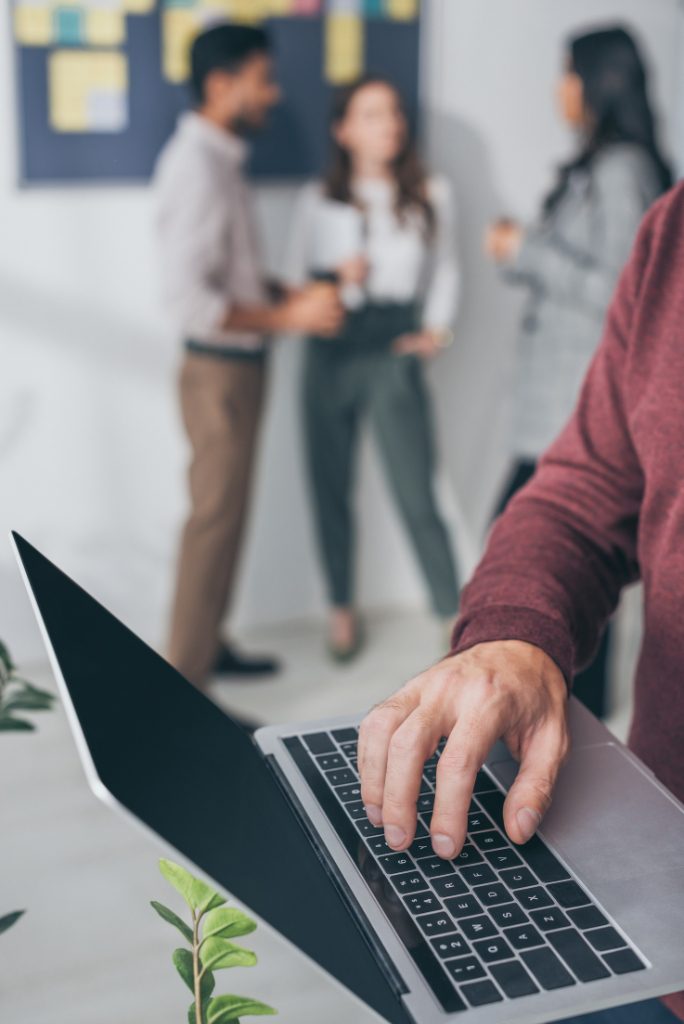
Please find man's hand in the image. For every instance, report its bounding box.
[485,219,524,264]
[337,254,369,288]
[358,640,569,859]
[280,282,344,336]
[392,330,448,359]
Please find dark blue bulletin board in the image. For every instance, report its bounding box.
[11,1,422,184]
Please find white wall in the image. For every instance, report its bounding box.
[1,1,682,662]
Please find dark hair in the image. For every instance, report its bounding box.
[190,24,270,104]
[323,75,434,235]
[544,26,673,214]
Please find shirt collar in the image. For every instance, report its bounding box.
[180,111,249,166]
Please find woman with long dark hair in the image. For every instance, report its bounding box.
[288,76,461,659]
[486,25,672,715]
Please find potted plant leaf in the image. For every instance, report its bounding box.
[152,859,277,1024]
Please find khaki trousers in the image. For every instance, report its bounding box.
[168,352,266,685]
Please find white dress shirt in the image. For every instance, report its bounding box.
[286,175,460,331]
[153,112,267,352]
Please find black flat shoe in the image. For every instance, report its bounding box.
[212,644,281,678]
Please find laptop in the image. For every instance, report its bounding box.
[12,532,684,1024]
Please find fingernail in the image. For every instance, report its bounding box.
[384,824,407,849]
[432,834,456,859]
[516,807,541,843]
[365,804,383,826]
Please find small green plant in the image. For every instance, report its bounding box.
[0,640,55,732]
[152,859,277,1024]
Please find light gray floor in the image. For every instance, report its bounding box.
[1,610,633,1024]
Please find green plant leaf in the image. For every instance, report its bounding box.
[202,907,257,942]
[173,948,196,993]
[159,860,226,914]
[0,716,34,732]
[150,900,194,944]
[3,692,54,713]
[0,910,25,935]
[206,995,277,1023]
[200,937,257,972]
[0,641,14,674]
[188,1001,208,1024]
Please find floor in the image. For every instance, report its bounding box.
[1,610,633,1024]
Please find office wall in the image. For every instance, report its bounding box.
[1,1,682,661]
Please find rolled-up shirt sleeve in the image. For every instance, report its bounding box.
[156,160,231,337]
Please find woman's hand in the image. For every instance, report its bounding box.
[337,254,369,288]
[485,219,524,264]
[392,330,448,359]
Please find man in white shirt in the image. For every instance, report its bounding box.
[154,24,342,688]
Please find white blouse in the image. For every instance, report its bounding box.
[285,175,460,332]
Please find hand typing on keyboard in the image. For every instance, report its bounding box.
[358,640,569,859]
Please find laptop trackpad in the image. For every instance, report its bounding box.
[489,743,684,882]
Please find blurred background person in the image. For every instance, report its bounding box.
[287,76,461,661]
[484,25,672,717]
[155,24,343,689]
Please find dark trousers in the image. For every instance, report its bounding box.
[303,304,460,617]
[495,459,609,718]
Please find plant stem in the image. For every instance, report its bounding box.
[192,910,202,1024]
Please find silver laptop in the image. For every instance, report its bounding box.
[13,532,684,1024]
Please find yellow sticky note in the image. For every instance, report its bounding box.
[162,8,200,84]
[268,0,295,15]
[230,0,270,22]
[14,5,53,46]
[49,50,127,133]
[386,0,418,20]
[198,0,234,13]
[122,0,156,13]
[86,9,126,47]
[325,11,363,85]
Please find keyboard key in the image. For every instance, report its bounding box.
[515,887,553,911]
[530,907,571,932]
[485,848,522,870]
[417,793,434,814]
[585,926,627,952]
[325,768,356,787]
[391,872,428,896]
[354,817,384,838]
[490,960,539,999]
[473,770,498,793]
[340,741,357,758]
[489,903,529,928]
[417,856,456,879]
[416,911,454,937]
[460,915,498,940]
[444,956,486,983]
[366,835,392,857]
[431,934,470,959]
[378,852,414,875]
[503,924,545,950]
[475,788,505,826]
[424,764,437,784]
[568,906,608,931]
[472,831,508,851]
[431,875,468,899]
[547,928,610,982]
[460,979,503,1006]
[603,948,645,974]
[346,801,369,821]
[521,947,576,990]
[461,864,496,886]
[515,834,571,884]
[444,895,483,919]
[404,892,442,916]
[419,777,432,795]
[453,843,484,866]
[303,732,335,755]
[547,881,591,909]
[472,883,510,907]
[336,783,362,803]
[472,937,514,963]
[466,811,493,832]
[499,867,537,890]
[414,820,429,838]
[315,752,345,771]
[409,836,433,859]
[331,727,358,743]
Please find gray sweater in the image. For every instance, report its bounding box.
[506,143,663,459]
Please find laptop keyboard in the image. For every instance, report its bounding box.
[285,727,646,1013]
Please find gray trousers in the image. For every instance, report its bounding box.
[303,303,460,617]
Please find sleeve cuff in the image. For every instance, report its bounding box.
[450,605,576,688]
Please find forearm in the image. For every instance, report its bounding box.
[220,301,281,334]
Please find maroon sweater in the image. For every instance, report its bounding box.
[452,182,684,1018]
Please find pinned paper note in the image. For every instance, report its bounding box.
[325,10,363,84]
[386,0,418,20]
[122,0,156,13]
[86,9,126,47]
[162,7,200,83]
[49,49,128,132]
[14,5,53,47]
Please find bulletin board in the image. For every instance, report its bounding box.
[10,1,422,184]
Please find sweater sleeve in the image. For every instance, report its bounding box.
[422,176,461,332]
[451,202,656,683]
[508,150,660,319]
